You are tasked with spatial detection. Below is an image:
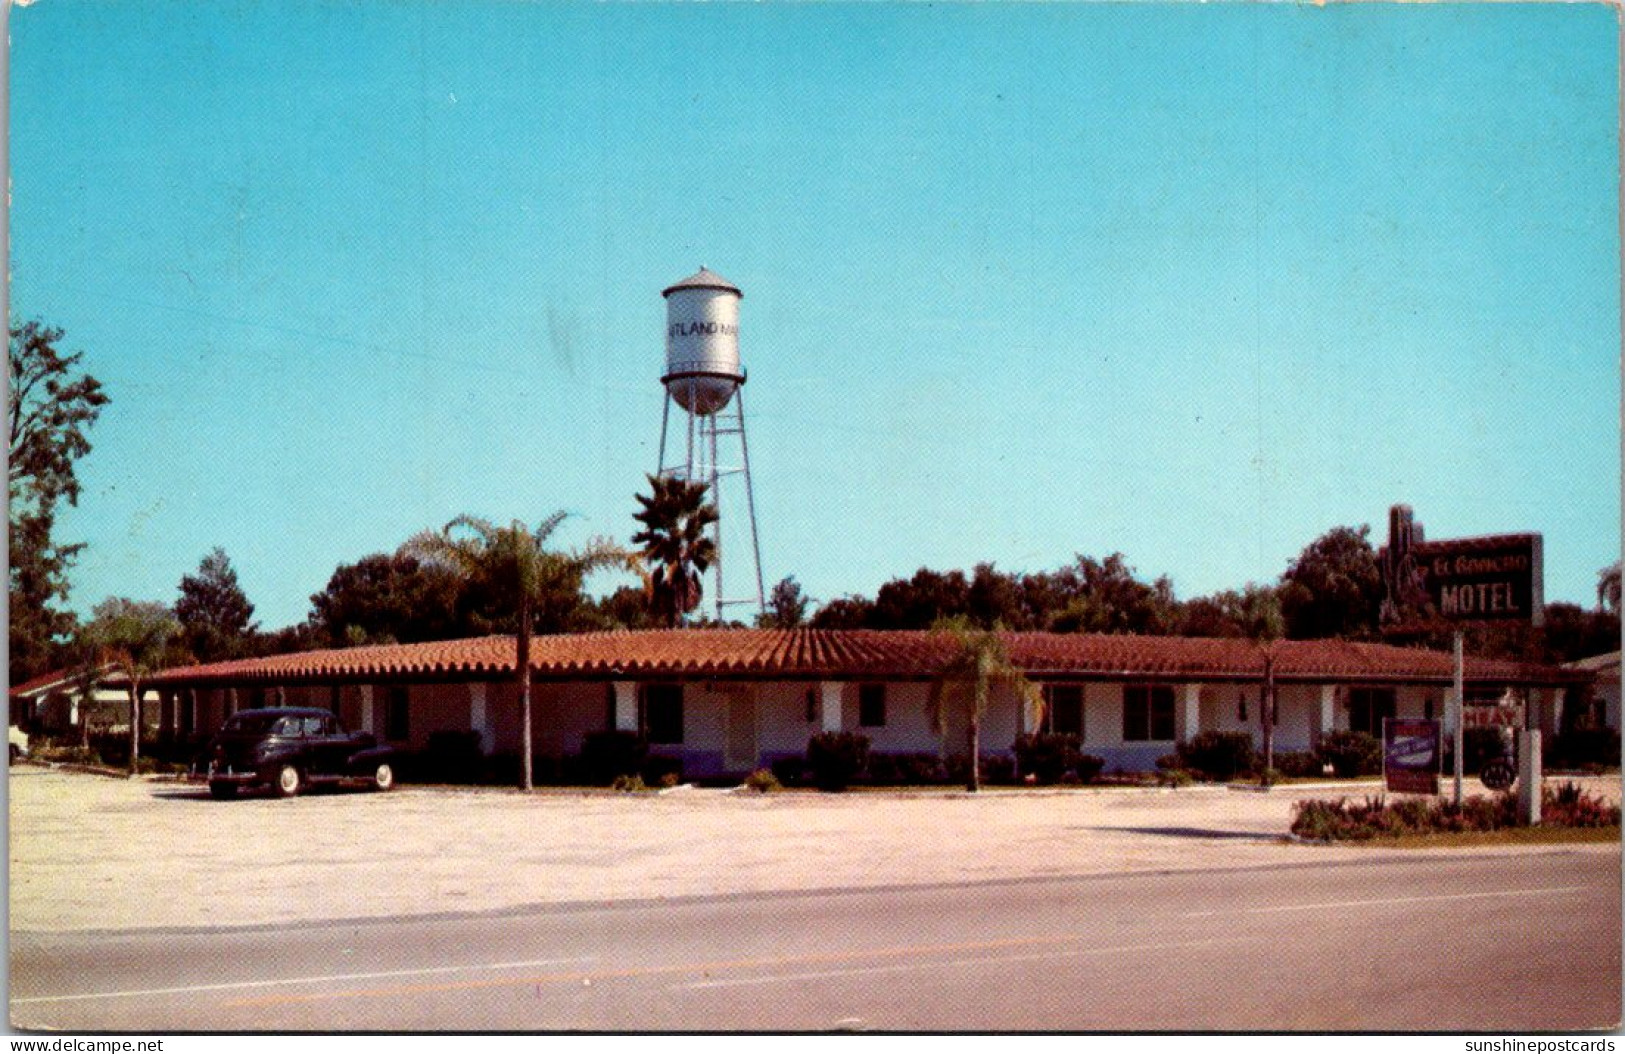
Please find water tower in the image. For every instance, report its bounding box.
[656,267,765,622]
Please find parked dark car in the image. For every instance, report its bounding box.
[198,707,396,799]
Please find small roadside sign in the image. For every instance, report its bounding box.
[1383,717,1441,795]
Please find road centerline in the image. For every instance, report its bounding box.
[220,928,1251,1009]
[1179,884,1589,919]
[673,935,1268,991]
[9,955,598,1007]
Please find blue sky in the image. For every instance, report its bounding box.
[10,1,1620,630]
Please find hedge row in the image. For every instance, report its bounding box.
[1291,782,1621,840]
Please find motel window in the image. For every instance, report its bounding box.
[329,684,343,715]
[858,684,886,728]
[642,684,684,745]
[1347,688,1396,738]
[385,686,410,741]
[1043,685,1084,738]
[1124,685,1176,742]
[605,684,617,730]
[805,688,818,724]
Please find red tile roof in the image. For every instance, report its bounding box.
[8,664,124,700]
[145,629,1575,688]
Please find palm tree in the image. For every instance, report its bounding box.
[1599,561,1621,613]
[1235,584,1286,786]
[403,514,631,791]
[631,474,718,627]
[81,598,181,773]
[927,617,1041,792]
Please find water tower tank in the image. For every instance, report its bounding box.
[662,267,743,416]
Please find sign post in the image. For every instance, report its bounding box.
[1462,633,1475,805]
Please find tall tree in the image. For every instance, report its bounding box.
[967,563,1033,630]
[631,475,718,627]
[808,594,876,629]
[758,575,809,629]
[308,552,466,646]
[872,568,972,629]
[926,618,1040,793]
[1278,525,1383,640]
[175,548,258,662]
[403,514,630,791]
[9,510,79,682]
[1043,554,1178,635]
[80,598,180,773]
[8,320,109,683]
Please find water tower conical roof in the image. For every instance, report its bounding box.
[661,267,742,298]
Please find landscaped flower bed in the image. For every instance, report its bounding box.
[1291,782,1620,841]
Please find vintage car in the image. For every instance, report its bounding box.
[199,707,396,799]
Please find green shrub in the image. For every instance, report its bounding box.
[1178,731,1258,781]
[1544,782,1621,827]
[807,732,870,792]
[743,768,781,793]
[1285,789,1606,841]
[770,756,807,787]
[578,730,648,785]
[1013,733,1083,784]
[1315,731,1382,778]
[944,753,1017,787]
[1075,754,1105,783]
[641,754,683,787]
[609,773,646,793]
[1157,767,1194,788]
[36,744,103,766]
[982,753,1016,785]
[863,752,945,786]
[1274,751,1324,778]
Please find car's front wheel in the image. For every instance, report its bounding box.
[370,762,394,792]
[271,764,302,798]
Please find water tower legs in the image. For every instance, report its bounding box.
[655,388,765,624]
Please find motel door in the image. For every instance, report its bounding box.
[724,689,757,771]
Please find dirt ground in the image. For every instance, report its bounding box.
[8,767,1619,933]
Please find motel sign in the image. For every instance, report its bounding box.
[1378,505,1543,627]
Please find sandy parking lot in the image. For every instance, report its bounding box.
[9,767,1619,933]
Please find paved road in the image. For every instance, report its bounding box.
[11,849,1619,1032]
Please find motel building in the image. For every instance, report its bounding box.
[114,629,1584,778]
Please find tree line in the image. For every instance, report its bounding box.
[10,318,1620,697]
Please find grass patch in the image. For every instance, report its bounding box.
[1231,774,1383,786]
[1336,825,1620,849]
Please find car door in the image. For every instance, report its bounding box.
[300,713,342,776]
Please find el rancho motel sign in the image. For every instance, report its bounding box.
[1378,505,1543,627]
[1377,504,1545,813]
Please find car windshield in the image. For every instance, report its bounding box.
[223,712,301,735]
